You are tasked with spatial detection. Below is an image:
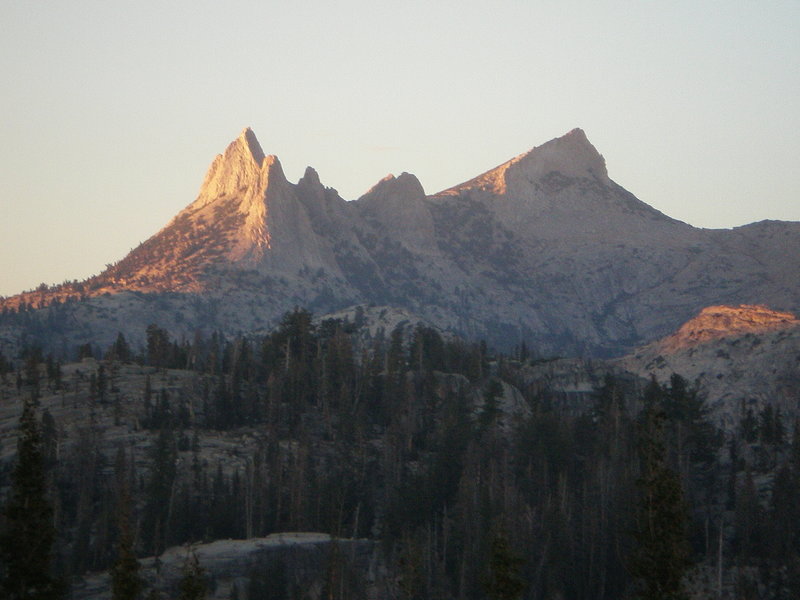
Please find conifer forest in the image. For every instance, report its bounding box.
[1,309,798,599]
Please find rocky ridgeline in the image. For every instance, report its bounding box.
[1,128,798,357]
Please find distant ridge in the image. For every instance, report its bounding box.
[1,127,798,357]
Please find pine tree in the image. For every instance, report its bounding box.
[482,532,526,600]
[111,448,142,600]
[146,325,171,369]
[247,558,288,600]
[107,332,132,363]
[0,398,64,599]
[177,549,206,600]
[479,378,504,430]
[630,381,690,600]
[142,428,177,554]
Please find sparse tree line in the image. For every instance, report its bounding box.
[1,308,799,599]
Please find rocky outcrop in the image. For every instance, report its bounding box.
[72,534,378,600]
[619,305,800,427]
[657,305,800,351]
[357,172,438,255]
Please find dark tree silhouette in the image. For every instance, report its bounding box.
[111,448,142,600]
[483,532,526,600]
[0,398,64,600]
[177,549,206,600]
[630,380,690,600]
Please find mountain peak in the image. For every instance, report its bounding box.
[3,127,800,364]
[440,128,608,196]
[263,154,285,180]
[238,127,266,164]
[564,127,588,140]
[507,127,608,185]
[357,171,434,253]
[191,128,270,210]
[360,172,425,201]
[299,166,321,188]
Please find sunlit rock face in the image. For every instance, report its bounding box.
[620,306,800,428]
[1,128,799,357]
[658,305,800,351]
[440,128,610,197]
[101,128,354,287]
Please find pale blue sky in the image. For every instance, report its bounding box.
[1,1,798,297]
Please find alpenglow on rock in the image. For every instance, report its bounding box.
[619,305,800,428]
[1,127,799,356]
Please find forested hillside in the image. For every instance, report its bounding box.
[1,310,798,599]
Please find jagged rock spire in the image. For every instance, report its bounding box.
[240,127,265,163]
[192,127,272,210]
